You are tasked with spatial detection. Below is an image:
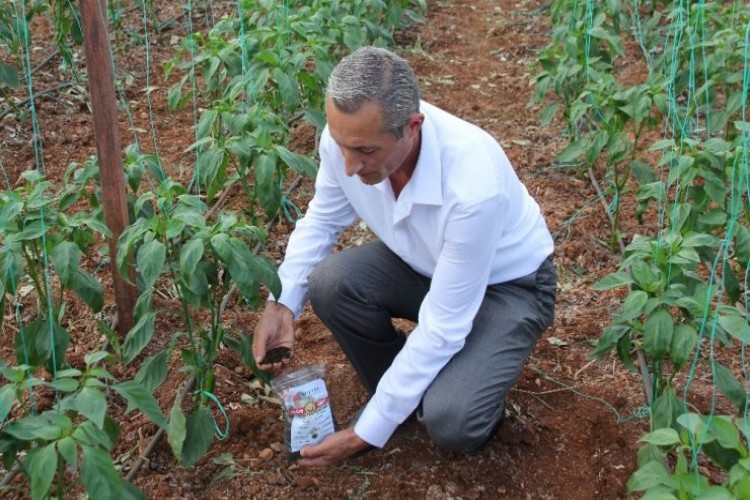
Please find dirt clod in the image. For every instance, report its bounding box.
[260,346,291,365]
[296,476,319,489]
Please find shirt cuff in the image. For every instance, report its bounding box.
[353,403,399,448]
[269,289,305,320]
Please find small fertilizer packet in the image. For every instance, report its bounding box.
[270,364,336,461]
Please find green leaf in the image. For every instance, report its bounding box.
[641,428,681,446]
[594,323,630,357]
[15,318,69,371]
[27,443,57,500]
[708,416,744,452]
[670,325,697,372]
[134,351,168,393]
[71,418,119,450]
[718,314,750,344]
[651,388,682,429]
[0,384,16,422]
[670,203,691,233]
[649,138,675,151]
[56,436,78,471]
[167,400,186,461]
[627,460,673,492]
[6,412,72,441]
[629,159,656,185]
[97,319,122,360]
[556,139,587,163]
[179,238,204,278]
[122,312,157,365]
[0,248,23,295]
[591,271,633,290]
[681,232,715,248]
[75,387,108,428]
[714,363,748,412]
[303,108,326,130]
[735,226,750,266]
[254,153,280,218]
[51,241,81,285]
[196,148,226,203]
[12,220,49,242]
[47,377,79,392]
[122,480,147,500]
[81,445,127,500]
[0,62,20,89]
[621,290,648,321]
[84,351,112,366]
[181,406,214,467]
[275,146,318,178]
[196,109,218,140]
[723,265,741,306]
[272,67,300,109]
[643,309,673,359]
[137,239,166,289]
[71,270,104,312]
[112,380,167,428]
[540,102,559,125]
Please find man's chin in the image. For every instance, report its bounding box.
[358,174,382,185]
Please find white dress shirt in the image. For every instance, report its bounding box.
[273,101,554,447]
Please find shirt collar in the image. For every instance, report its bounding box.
[388,104,443,224]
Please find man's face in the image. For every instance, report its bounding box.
[325,98,417,185]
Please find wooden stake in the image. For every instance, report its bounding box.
[79,0,137,334]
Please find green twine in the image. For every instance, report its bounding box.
[195,389,230,440]
[12,0,58,391]
[281,193,302,224]
[529,367,649,424]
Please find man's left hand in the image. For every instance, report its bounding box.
[297,428,372,467]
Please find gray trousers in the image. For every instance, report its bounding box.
[308,241,556,453]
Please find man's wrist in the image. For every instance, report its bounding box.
[271,301,294,319]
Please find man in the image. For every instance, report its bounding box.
[253,46,556,466]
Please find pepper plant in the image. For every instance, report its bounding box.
[164,0,426,221]
[0,164,165,498]
[0,352,164,499]
[115,176,281,466]
[537,0,750,495]
[0,166,108,372]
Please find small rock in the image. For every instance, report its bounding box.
[234,365,244,374]
[258,448,274,460]
[296,476,319,489]
[270,442,284,453]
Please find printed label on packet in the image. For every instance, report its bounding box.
[282,378,335,452]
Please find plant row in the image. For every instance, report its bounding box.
[0,0,426,498]
[533,0,750,497]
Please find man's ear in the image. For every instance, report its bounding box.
[407,113,425,135]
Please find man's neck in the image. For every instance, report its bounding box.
[389,131,422,199]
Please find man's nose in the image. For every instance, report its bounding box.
[343,151,363,177]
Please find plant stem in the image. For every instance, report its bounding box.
[22,245,48,307]
[125,375,196,482]
[587,165,626,254]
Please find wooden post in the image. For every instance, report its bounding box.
[79,0,137,334]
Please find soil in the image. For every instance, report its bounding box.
[1,0,697,498]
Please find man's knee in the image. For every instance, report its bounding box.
[308,254,361,310]
[307,258,332,305]
[419,397,499,453]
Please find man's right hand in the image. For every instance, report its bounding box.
[253,302,296,372]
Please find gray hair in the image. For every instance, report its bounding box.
[326,46,420,138]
